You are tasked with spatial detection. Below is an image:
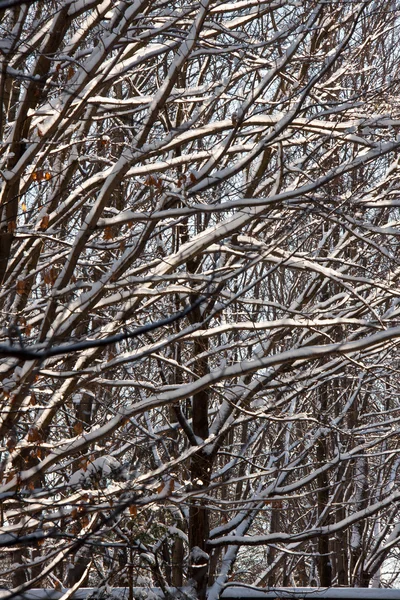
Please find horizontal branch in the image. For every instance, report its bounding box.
[209,487,400,547]
[0,295,206,361]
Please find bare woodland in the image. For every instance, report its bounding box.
[1,0,400,598]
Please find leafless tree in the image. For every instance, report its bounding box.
[2,1,400,599]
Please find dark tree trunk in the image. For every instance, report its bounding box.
[188,336,211,600]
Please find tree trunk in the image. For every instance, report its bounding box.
[189,336,211,599]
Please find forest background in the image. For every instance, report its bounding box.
[2,0,400,599]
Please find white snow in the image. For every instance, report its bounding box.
[68,456,122,487]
